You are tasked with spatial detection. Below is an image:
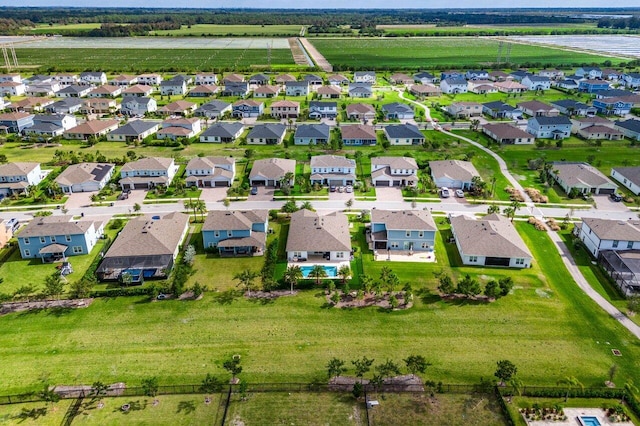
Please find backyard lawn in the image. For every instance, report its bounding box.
[0,399,72,426]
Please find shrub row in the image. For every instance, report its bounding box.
[89,286,155,298]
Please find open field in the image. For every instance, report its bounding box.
[0,220,638,396]
[310,37,622,69]
[513,35,640,59]
[12,48,295,72]
[377,23,608,36]
[27,23,103,34]
[0,399,72,425]
[150,24,304,37]
[7,36,291,49]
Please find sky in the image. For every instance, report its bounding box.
[1,1,639,8]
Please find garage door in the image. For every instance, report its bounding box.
[597,188,615,195]
[392,180,401,187]
[375,180,390,187]
[485,257,510,267]
[214,181,228,187]
[329,179,343,186]
[252,180,266,186]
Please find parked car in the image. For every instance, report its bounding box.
[610,193,622,202]
[346,185,353,193]
[455,189,464,198]
[330,186,336,192]
[338,186,345,193]
[250,187,258,195]
[440,187,450,198]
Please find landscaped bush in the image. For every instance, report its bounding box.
[261,238,279,289]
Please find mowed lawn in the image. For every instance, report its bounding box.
[0,399,72,426]
[0,219,638,395]
[310,37,621,69]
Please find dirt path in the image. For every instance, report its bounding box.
[298,38,333,72]
[288,38,312,66]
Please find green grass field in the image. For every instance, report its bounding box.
[150,24,303,36]
[377,23,609,36]
[310,38,621,70]
[0,399,72,425]
[13,48,295,72]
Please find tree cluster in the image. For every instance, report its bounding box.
[437,273,513,300]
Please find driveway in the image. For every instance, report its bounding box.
[64,192,93,209]
[329,190,354,202]
[115,190,147,209]
[200,187,229,203]
[249,186,275,201]
[593,195,630,213]
[375,187,404,202]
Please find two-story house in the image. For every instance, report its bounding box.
[593,97,633,116]
[285,81,309,97]
[446,102,482,118]
[119,157,179,190]
[185,156,235,187]
[79,72,107,85]
[232,100,264,118]
[160,78,187,96]
[465,70,489,80]
[0,81,25,97]
[308,101,337,119]
[522,75,551,91]
[106,120,159,142]
[202,210,268,256]
[576,67,603,79]
[80,98,119,115]
[440,77,468,94]
[310,155,356,186]
[195,73,218,86]
[199,122,244,143]
[17,215,104,262]
[353,71,376,84]
[0,162,42,196]
[577,218,640,258]
[0,112,34,133]
[623,72,640,89]
[370,209,436,252]
[346,103,376,121]
[270,100,300,119]
[157,117,202,140]
[136,73,163,86]
[120,96,157,116]
[578,79,611,93]
[195,100,231,119]
[286,210,351,263]
[24,113,77,138]
[370,156,418,187]
[526,116,572,139]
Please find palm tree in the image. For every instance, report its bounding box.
[503,207,515,222]
[360,274,374,295]
[284,265,303,294]
[194,199,207,223]
[183,199,197,218]
[338,265,351,285]
[557,376,583,402]
[233,269,259,296]
[308,264,327,286]
[300,201,314,211]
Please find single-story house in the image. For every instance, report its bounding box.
[57,84,93,98]
[494,81,527,93]
[246,123,286,145]
[286,210,351,262]
[158,100,197,116]
[382,102,414,120]
[188,84,219,97]
[249,158,296,187]
[327,74,350,86]
[156,117,202,140]
[409,84,442,98]
[341,124,377,146]
[550,162,618,196]
[64,119,120,140]
[389,73,413,85]
[202,210,268,256]
[221,82,250,97]
[346,103,376,121]
[199,122,244,143]
[614,119,640,141]
[429,160,479,190]
[413,72,437,84]
[482,123,535,145]
[55,162,115,193]
[348,83,373,98]
[44,98,84,115]
[384,124,424,146]
[253,85,280,98]
[275,74,297,84]
[106,120,159,142]
[294,123,331,145]
[482,101,522,119]
[88,84,123,98]
[317,85,342,99]
[195,100,232,119]
[370,209,436,252]
[517,101,559,117]
[550,99,596,117]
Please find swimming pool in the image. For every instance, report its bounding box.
[300,265,338,278]
[578,416,602,426]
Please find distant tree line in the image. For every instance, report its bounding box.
[598,16,640,30]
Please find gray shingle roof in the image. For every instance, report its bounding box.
[247,123,286,140]
[109,120,158,136]
[582,218,640,242]
[612,166,640,186]
[372,209,435,231]
[552,162,616,188]
[371,156,418,170]
[615,119,640,133]
[250,158,296,180]
[429,160,479,182]
[531,116,572,126]
[382,102,413,114]
[384,124,423,139]
[55,162,114,186]
[286,210,351,252]
[483,101,517,112]
[310,155,355,169]
[203,210,268,231]
[295,124,330,139]
[19,215,96,238]
[200,122,243,138]
[450,213,532,258]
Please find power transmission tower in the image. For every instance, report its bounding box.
[496,41,503,65]
[267,42,272,69]
[505,43,512,65]
[1,43,18,71]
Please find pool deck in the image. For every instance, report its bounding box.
[287,261,351,279]
[526,408,635,426]
[373,250,436,263]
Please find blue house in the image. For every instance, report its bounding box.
[370,209,437,252]
[0,112,34,133]
[578,79,610,93]
[623,72,640,89]
[576,67,602,79]
[593,97,633,116]
[17,215,104,262]
[202,210,269,256]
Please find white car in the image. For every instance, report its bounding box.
[455,189,465,198]
[440,187,450,198]
[346,185,353,193]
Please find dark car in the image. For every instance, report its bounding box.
[610,193,623,202]
[250,187,258,195]
[330,186,337,193]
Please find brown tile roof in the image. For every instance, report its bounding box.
[340,124,376,140]
[66,119,119,135]
[483,123,533,140]
[429,160,479,182]
[286,210,351,252]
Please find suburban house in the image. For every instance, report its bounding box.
[23,113,76,138]
[57,84,93,98]
[382,102,414,120]
[8,97,55,113]
[441,70,464,80]
[550,99,596,117]
[0,162,43,196]
[611,167,640,195]
[199,122,244,143]
[409,84,442,98]
[623,72,640,89]
[195,100,232,119]
[0,219,16,249]
[157,117,202,140]
[578,79,611,93]
[517,101,559,117]
[413,72,436,84]
[468,81,497,94]
[119,157,179,190]
[202,210,268,256]
[446,102,482,118]
[370,209,436,252]
[246,123,286,145]
[429,160,479,190]
[550,162,618,196]
[449,213,533,268]
[370,156,418,187]
[45,98,84,115]
[389,73,413,85]
[603,69,622,81]
[577,218,640,258]
[0,73,22,83]
[286,210,351,263]
[120,96,157,116]
[79,72,107,85]
[188,85,219,97]
[294,124,331,145]
[110,74,138,86]
[285,81,309,97]
[185,156,235,187]
[557,79,580,90]
[526,116,572,139]
[137,73,163,85]
[55,163,115,193]
[571,116,616,133]
[160,78,187,96]
[308,101,338,119]
[494,81,527,93]
[88,84,123,98]
[232,100,264,118]
[538,69,565,80]
[25,82,60,97]
[63,119,119,140]
[270,100,300,119]
[346,103,376,121]
[575,123,623,140]
[599,250,640,296]
[96,212,189,283]
[310,155,356,186]
[354,71,376,84]
[593,97,633,116]
[18,215,104,262]
[195,73,218,85]
[594,89,634,99]
[341,124,377,146]
[249,158,296,187]
[80,99,118,115]
[0,112,34,133]
[158,100,197,116]
[348,83,373,98]
[482,123,535,145]
[106,120,159,142]
[576,66,603,79]
[327,74,350,86]
[303,74,323,87]
[275,74,297,84]
[384,124,424,146]
[614,119,640,140]
[221,82,250,97]
[317,85,342,99]
[440,77,468,94]
[482,101,522,119]
[223,74,245,84]
[253,85,280,98]
[249,74,269,86]
[466,70,489,80]
[488,71,512,82]
[521,75,551,91]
